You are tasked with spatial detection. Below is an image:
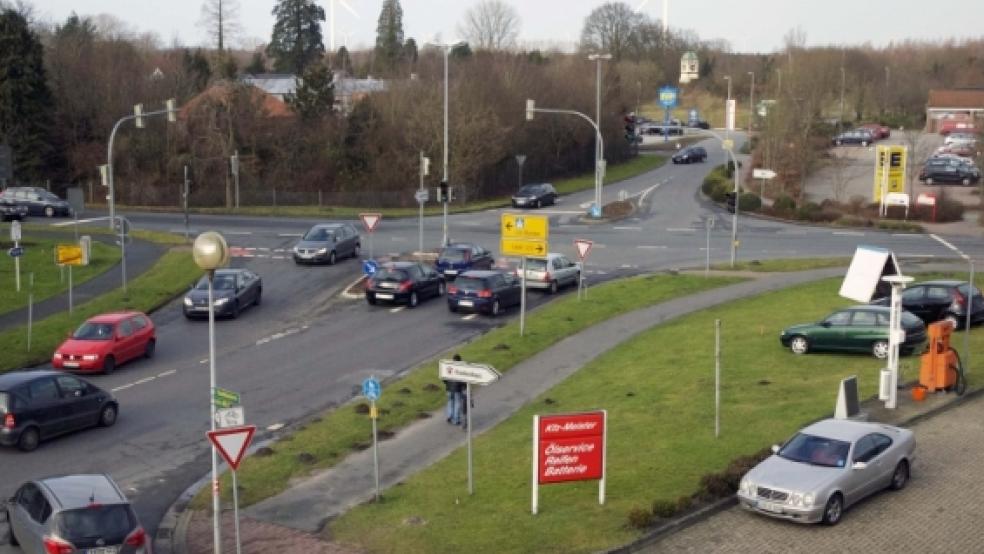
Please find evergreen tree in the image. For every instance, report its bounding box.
[267,0,325,74]
[403,37,418,65]
[245,51,267,74]
[183,49,213,92]
[374,0,404,71]
[286,61,334,120]
[0,9,57,182]
[334,46,352,73]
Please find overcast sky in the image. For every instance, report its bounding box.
[32,0,984,53]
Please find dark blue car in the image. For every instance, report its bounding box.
[447,270,522,316]
[435,243,494,280]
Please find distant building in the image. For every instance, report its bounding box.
[241,73,298,101]
[925,89,984,132]
[179,81,294,119]
[240,72,387,114]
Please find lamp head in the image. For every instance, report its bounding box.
[192,231,229,270]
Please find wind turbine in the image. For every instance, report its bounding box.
[636,0,668,33]
[328,0,359,52]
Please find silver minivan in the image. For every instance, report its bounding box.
[6,474,149,553]
[519,253,581,294]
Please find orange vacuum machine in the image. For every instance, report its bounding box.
[919,321,966,394]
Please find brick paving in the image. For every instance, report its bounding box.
[645,393,984,553]
[183,511,361,554]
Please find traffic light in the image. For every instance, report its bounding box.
[624,115,636,143]
[438,181,449,202]
[725,192,737,214]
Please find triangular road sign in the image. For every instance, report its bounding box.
[360,212,382,233]
[207,425,256,470]
[574,239,593,261]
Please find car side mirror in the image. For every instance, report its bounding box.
[821,321,832,328]
[771,444,780,454]
[852,461,867,470]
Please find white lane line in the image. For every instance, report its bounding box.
[134,376,156,385]
[52,217,106,226]
[892,233,922,237]
[637,245,667,249]
[620,264,638,268]
[613,226,642,231]
[341,275,368,299]
[245,247,258,251]
[462,314,478,320]
[462,221,482,226]
[538,210,584,215]
[636,182,662,205]
[272,255,286,259]
[278,233,303,237]
[226,231,252,235]
[199,358,208,364]
[256,326,305,346]
[267,423,285,431]
[157,369,177,377]
[390,307,404,313]
[833,231,865,236]
[666,228,695,232]
[780,229,809,235]
[111,383,134,392]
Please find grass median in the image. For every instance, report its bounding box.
[328,270,983,553]
[711,257,852,272]
[0,235,120,315]
[0,247,200,371]
[190,271,741,510]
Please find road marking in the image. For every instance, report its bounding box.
[134,376,156,385]
[272,255,286,260]
[245,247,258,251]
[613,226,642,231]
[341,275,369,299]
[666,227,694,232]
[636,182,662,206]
[158,369,177,377]
[590,270,608,275]
[899,253,936,258]
[278,233,303,237]
[226,231,252,235]
[780,229,809,235]
[462,314,478,320]
[892,233,922,237]
[256,326,305,346]
[462,221,482,226]
[199,358,208,364]
[637,245,667,249]
[620,264,638,269]
[538,210,584,215]
[111,383,134,392]
[390,307,405,313]
[833,231,865,236]
[267,423,285,431]
[273,248,288,252]
[52,217,106,226]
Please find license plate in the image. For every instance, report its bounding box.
[376,293,394,300]
[445,269,458,275]
[459,299,474,307]
[757,501,783,513]
[64,362,79,368]
[87,548,119,554]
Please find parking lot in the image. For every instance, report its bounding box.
[646,393,984,553]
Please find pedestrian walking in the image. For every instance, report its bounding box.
[444,354,465,425]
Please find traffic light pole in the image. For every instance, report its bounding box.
[526,105,603,216]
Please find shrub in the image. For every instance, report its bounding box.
[698,471,735,499]
[675,495,694,514]
[626,507,654,529]
[795,202,823,221]
[738,192,761,212]
[701,173,725,196]
[936,198,965,222]
[773,195,796,214]
[651,499,678,519]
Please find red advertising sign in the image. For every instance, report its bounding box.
[536,411,605,484]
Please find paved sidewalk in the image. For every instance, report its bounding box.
[165,267,859,553]
[0,233,165,332]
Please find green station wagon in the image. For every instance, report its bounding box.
[780,306,927,359]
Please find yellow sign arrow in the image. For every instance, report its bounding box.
[56,244,83,266]
[501,238,548,257]
[501,213,548,240]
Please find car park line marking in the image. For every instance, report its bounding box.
[111,383,134,392]
[613,226,642,231]
[278,233,303,237]
[267,423,285,431]
[462,314,478,320]
[833,231,865,236]
[158,369,177,377]
[200,358,208,364]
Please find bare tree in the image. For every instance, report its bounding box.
[458,0,520,51]
[579,2,641,60]
[198,0,242,51]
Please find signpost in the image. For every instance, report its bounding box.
[207,425,256,554]
[657,86,679,142]
[439,359,501,494]
[213,387,241,409]
[362,259,379,278]
[362,377,382,501]
[531,410,607,514]
[574,239,592,299]
[752,168,776,199]
[501,214,549,337]
[418,152,430,256]
[874,145,907,216]
[56,244,85,313]
[360,212,382,260]
[704,215,716,277]
[11,220,21,292]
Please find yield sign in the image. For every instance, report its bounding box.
[207,425,256,470]
[360,212,382,233]
[574,239,593,261]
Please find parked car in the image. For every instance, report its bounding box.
[292,222,361,265]
[435,242,494,279]
[1,198,28,221]
[737,418,915,525]
[518,253,580,294]
[780,305,926,359]
[183,268,262,319]
[7,473,149,552]
[52,312,156,374]
[365,261,445,307]
[640,123,684,137]
[870,280,984,328]
[831,130,874,146]
[0,370,118,452]
[919,162,980,186]
[511,183,557,209]
[943,132,977,147]
[859,123,891,139]
[935,143,976,158]
[939,120,976,136]
[447,270,522,316]
[0,186,72,217]
[688,119,711,129]
[671,146,708,164]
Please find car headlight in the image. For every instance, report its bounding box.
[82,354,99,361]
[803,493,814,507]
[317,247,328,254]
[53,352,62,359]
[184,297,193,306]
[740,478,753,495]
[214,298,230,306]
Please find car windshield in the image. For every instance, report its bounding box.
[375,268,408,281]
[303,227,333,241]
[901,312,923,327]
[440,248,469,262]
[72,322,114,340]
[195,274,236,290]
[778,433,851,468]
[517,185,539,196]
[55,505,134,542]
[526,259,548,271]
[453,277,485,290]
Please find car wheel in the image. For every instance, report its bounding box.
[44,205,55,217]
[17,426,40,452]
[254,288,262,306]
[889,460,909,491]
[408,291,419,308]
[872,340,890,359]
[437,282,446,297]
[99,404,118,427]
[490,299,501,316]
[144,339,156,358]
[861,140,868,147]
[328,251,337,265]
[822,493,843,525]
[548,280,559,294]
[103,355,116,375]
[366,294,377,305]
[353,243,361,258]
[231,301,240,319]
[789,336,810,355]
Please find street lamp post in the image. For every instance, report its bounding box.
[192,232,230,554]
[428,40,464,246]
[588,53,612,216]
[515,154,526,190]
[723,76,732,165]
[747,71,755,135]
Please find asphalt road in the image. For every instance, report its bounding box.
[3,133,984,551]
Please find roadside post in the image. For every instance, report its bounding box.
[501,214,549,336]
[10,220,21,292]
[231,150,240,210]
[183,165,191,242]
[418,152,431,257]
[26,273,34,351]
[206,424,255,554]
[752,168,776,200]
[704,215,715,277]
[574,239,593,300]
[439,359,501,495]
[531,410,607,514]
[715,319,721,437]
[657,86,679,143]
[359,213,382,260]
[362,377,382,501]
[56,243,84,313]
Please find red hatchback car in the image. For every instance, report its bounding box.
[53,312,156,374]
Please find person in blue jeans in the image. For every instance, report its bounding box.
[443,354,464,424]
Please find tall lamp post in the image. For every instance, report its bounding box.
[747,71,755,135]
[515,154,526,190]
[192,231,230,554]
[723,75,732,165]
[588,53,612,216]
[429,39,465,246]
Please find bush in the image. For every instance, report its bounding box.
[936,198,965,222]
[626,507,654,529]
[795,202,823,221]
[698,472,734,499]
[651,499,678,519]
[773,195,796,214]
[738,192,761,212]
[701,172,726,196]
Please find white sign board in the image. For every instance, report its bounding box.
[10,220,21,241]
[752,168,777,180]
[916,193,937,206]
[215,406,245,428]
[725,99,736,131]
[360,213,382,233]
[885,192,910,207]
[839,246,901,303]
[439,359,501,386]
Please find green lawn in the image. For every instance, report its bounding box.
[328,271,983,553]
[191,272,741,510]
[711,257,852,272]
[0,234,120,316]
[0,248,200,371]
[110,156,666,219]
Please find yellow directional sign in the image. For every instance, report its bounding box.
[501,238,548,257]
[501,213,548,240]
[56,244,83,266]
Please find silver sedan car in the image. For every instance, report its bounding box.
[519,253,581,294]
[738,418,915,525]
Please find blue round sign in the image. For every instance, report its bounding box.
[362,259,379,277]
[589,204,602,219]
[658,86,679,109]
[362,378,381,401]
